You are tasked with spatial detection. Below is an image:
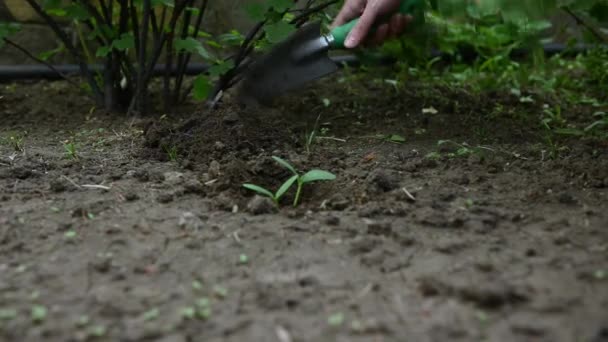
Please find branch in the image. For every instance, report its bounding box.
[563,7,608,44]
[24,0,104,105]
[2,38,84,91]
[174,0,208,105]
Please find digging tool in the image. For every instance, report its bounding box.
[239,0,424,105]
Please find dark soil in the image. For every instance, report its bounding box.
[1,79,607,342]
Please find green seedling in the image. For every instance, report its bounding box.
[0,308,17,321]
[244,156,336,207]
[328,312,345,326]
[63,140,79,160]
[31,305,47,323]
[163,144,178,162]
[305,114,322,154]
[274,157,336,207]
[242,176,297,205]
[142,308,159,321]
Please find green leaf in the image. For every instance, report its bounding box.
[31,305,47,323]
[245,3,268,21]
[0,22,21,48]
[301,170,336,184]
[208,60,235,77]
[64,4,90,20]
[112,33,135,51]
[96,46,112,57]
[272,156,297,175]
[264,21,296,44]
[276,175,298,200]
[268,0,293,12]
[174,37,211,59]
[388,134,406,143]
[38,45,65,61]
[243,184,275,199]
[193,75,212,101]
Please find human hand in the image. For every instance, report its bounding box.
[331,0,412,48]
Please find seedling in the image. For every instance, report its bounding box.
[305,114,322,154]
[63,140,78,160]
[243,156,336,207]
[162,144,178,162]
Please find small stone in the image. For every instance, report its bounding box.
[369,169,399,192]
[49,178,67,192]
[133,170,150,182]
[325,216,340,226]
[163,171,185,186]
[222,112,239,124]
[124,192,139,202]
[327,194,350,211]
[366,220,393,236]
[246,196,277,215]
[557,193,577,205]
[157,192,174,203]
[183,179,205,195]
[208,160,221,179]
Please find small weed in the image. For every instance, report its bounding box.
[63,140,79,160]
[191,280,203,291]
[1,132,26,152]
[243,156,336,207]
[75,315,90,327]
[163,144,178,162]
[88,325,107,337]
[64,230,77,239]
[305,114,322,154]
[378,134,406,144]
[31,305,47,323]
[213,285,228,299]
[437,140,490,158]
[239,254,249,264]
[328,312,345,326]
[0,308,17,321]
[142,308,159,321]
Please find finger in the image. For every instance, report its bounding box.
[389,14,413,37]
[389,14,403,37]
[331,1,364,29]
[371,23,390,46]
[344,5,379,48]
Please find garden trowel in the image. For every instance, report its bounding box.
[239,0,423,105]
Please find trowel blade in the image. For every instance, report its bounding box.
[238,22,339,105]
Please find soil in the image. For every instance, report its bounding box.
[1,78,607,342]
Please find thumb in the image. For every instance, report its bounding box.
[344,5,378,48]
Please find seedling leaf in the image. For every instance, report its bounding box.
[272,156,297,175]
[276,175,298,199]
[301,170,336,183]
[243,184,274,199]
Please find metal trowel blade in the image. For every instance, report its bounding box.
[238,22,338,105]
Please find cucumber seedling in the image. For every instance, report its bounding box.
[243,156,336,207]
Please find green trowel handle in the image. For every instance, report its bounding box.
[330,0,423,49]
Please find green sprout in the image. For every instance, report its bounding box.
[162,144,178,162]
[63,140,78,160]
[243,156,336,207]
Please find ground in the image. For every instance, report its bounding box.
[1,77,607,342]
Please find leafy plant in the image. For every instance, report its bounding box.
[243,156,336,207]
[4,1,335,114]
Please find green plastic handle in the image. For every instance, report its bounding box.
[330,0,424,49]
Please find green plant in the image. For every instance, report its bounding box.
[3,1,334,114]
[63,140,79,160]
[243,156,336,207]
[305,114,322,154]
[163,144,178,162]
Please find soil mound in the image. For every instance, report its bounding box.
[143,103,298,166]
